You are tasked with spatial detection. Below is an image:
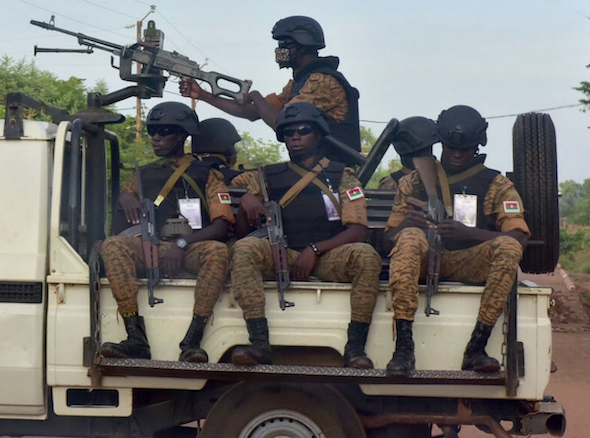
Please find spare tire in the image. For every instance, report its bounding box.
[512,113,559,274]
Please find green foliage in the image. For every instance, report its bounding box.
[360,125,377,154]
[365,158,402,189]
[559,179,590,226]
[0,56,87,119]
[235,131,283,168]
[559,227,590,273]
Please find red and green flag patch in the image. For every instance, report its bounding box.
[503,201,521,213]
[346,187,364,201]
[218,193,232,204]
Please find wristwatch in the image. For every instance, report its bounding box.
[175,238,188,250]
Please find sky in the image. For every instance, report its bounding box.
[4,0,590,183]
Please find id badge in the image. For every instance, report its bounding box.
[453,194,477,227]
[178,198,203,230]
[322,192,341,221]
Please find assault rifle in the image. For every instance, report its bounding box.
[412,156,444,317]
[258,168,294,310]
[30,19,252,103]
[136,162,164,307]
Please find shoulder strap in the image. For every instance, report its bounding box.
[279,158,342,217]
[447,163,487,185]
[153,155,195,207]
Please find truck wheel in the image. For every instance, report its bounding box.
[199,381,366,438]
[512,112,559,274]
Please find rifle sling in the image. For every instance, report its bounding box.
[434,162,487,218]
[153,155,210,216]
[281,158,342,217]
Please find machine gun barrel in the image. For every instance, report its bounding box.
[30,20,125,54]
[34,45,93,55]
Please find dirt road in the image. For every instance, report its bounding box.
[460,270,590,438]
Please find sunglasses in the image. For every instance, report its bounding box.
[282,125,314,137]
[147,125,180,137]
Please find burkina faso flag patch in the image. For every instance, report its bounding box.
[346,187,364,201]
[503,201,521,213]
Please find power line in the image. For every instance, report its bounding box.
[18,0,131,39]
[154,10,229,74]
[360,103,586,124]
[78,0,137,19]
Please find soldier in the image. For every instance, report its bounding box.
[100,102,235,363]
[385,105,530,376]
[192,117,243,185]
[180,16,361,165]
[230,102,381,368]
[378,116,440,191]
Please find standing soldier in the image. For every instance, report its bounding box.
[230,102,381,368]
[101,102,234,363]
[385,105,530,376]
[180,16,361,165]
[378,116,440,190]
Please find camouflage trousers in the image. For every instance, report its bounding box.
[388,227,523,326]
[230,237,381,323]
[100,236,229,317]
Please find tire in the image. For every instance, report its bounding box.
[512,113,559,274]
[199,382,366,438]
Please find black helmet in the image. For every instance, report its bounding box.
[393,116,439,157]
[437,105,488,149]
[276,102,330,142]
[146,102,199,137]
[272,16,325,50]
[192,118,241,155]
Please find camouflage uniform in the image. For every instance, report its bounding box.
[378,167,413,191]
[387,170,530,325]
[265,72,348,122]
[101,159,234,318]
[231,168,381,322]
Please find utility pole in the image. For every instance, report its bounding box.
[134,6,156,149]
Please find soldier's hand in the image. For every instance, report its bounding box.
[291,247,317,281]
[163,245,184,279]
[119,192,143,224]
[436,220,470,241]
[179,77,203,99]
[239,193,266,228]
[406,210,432,230]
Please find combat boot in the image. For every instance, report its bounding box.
[386,319,415,376]
[343,321,374,369]
[461,321,500,372]
[231,318,272,365]
[179,315,209,362]
[101,314,151,359]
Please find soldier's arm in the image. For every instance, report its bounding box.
[437,175,530,248]
[185,169,234,244]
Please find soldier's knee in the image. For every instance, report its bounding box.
[493,235,524,260]
[231,237,260,256]
[350,243,382,272]
[100,236,125,258]
[391,227,428,254]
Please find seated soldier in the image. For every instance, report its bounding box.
[385,105,530,376]
[230,102,381,368]
[378,116,440,191]
[192,117,243,185]
[101,102,235,362]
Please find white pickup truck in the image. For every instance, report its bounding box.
[0,93,564,438]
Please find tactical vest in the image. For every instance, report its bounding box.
[140,159,214,232]
[289,57,361,164]
[414,158,499,251]
[198,155,243,185]
[265,160,346,251]
[390,167,412,185]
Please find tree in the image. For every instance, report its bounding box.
[235,132,284,168]
[0,56,87,119]
[559,179,590,226]
[361,125,401,189]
